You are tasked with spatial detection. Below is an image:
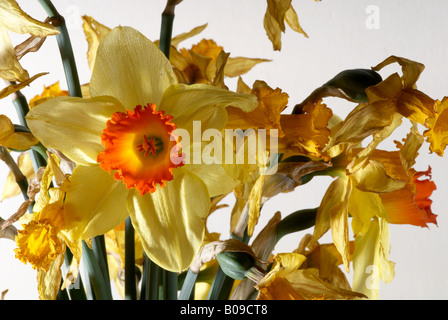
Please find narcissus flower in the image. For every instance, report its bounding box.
[312,139,437,276]
[255,252,365,300]
[26,26,257,272]
[14,153,81,299]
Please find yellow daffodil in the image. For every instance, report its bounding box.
[14,153,82,299]
[28,82,69,108]
[0,0,58,97]
[0,114,38,150]
[26,26,257,272]
[313,149,436,270]
[171,38,269,86]
[325,56,443,160]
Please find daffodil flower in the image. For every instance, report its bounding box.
[255,252,365,300]
[311,134,436,288]
[26,26,257,272]
[14,153,82,299]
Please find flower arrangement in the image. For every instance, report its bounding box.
[0,0,447,304]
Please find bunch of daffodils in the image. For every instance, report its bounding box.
[0,0,446,302]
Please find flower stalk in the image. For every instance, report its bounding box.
[37,0,82,98]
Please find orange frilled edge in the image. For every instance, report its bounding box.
[381,167,438,228]
[97,103,184,195]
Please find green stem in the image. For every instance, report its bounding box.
[159,13,174,58]
[149,259,160,300]
[37,0,82,98]
[165,270,178,300]
[124,217,137,300]
[81,241,113,300]
[178,269,198,300]
[9,88,47,171]
[91,235,111,293]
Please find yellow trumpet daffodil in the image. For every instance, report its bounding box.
[14,153,82,300]
[26,26,257,272]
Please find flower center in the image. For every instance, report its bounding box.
[97,103,184,195]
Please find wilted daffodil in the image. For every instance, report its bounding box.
[14,153,82,300]
[255,252,365,300]
[0,0,58,98]
[26,26,257,272]
[312,128,437,274]
[170,37,269,87]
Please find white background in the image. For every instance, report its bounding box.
[1,0,447,300]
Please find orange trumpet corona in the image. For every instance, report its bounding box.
[97,103,184,195]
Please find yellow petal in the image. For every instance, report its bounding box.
[26,96,124,165]
[372,55,425,90]
[90,26,177,108]
[279,100,332,160]
[127,168,210,272]
[0,114,14,139]
[2,152,35,200]
[183,163,238,198]
[263,5,283,51]
[284,5,308,38]
[247,174,265,237]
[352,217,395,299]
[0,26,28,82]
[328,100,398,149]
[63,165,129,241]
[0,0,58,37]
[170,23,208,48]
[81,15,111,71]
[312,176,351,272]
[160,83,258,130]
[349,158,406,193]
[399,122,424,171]
[0,114,38,149]
[0,72,47,99]
[28,82,69,108]
[37,253,64,300]
[266,0,292,32]
[1,131,38,150]
[226,81,288,136]
[286,268,365,300]
[348,187,385,236]
[224,57,270,78]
